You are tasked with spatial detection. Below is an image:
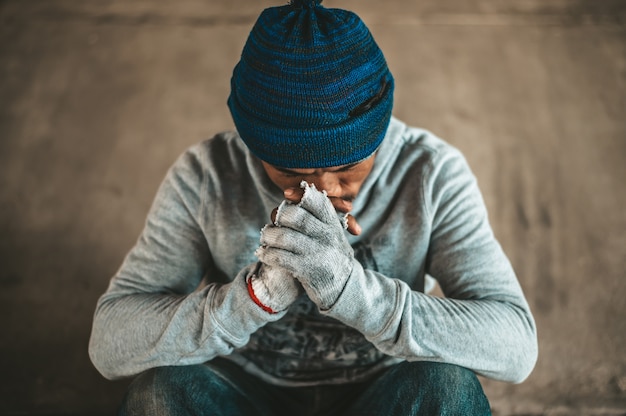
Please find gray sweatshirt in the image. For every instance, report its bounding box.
[89,117,538,386]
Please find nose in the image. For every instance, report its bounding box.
[312,172,341,197]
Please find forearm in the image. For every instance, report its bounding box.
[324,265,538,383]
[89,266,286,380]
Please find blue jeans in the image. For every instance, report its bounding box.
[119,359,491,415]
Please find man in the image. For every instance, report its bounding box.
[89,0,538,414]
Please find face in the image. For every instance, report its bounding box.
[261,154,376,213]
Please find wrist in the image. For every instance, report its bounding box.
[246,274,279,314]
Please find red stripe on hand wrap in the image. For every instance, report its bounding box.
[246,276,278,314]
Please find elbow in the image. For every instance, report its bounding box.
[501,301,539,384]
[507,340,538,384]
[88,316,134,381]
[504,320,539,384]
[89,357,119,381]
[482,305,538,384]
[88,333,126,381]
[88,296,138,380]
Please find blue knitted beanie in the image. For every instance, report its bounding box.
[228,0,394,168]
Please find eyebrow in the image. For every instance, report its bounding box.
[333,162,360,172]
[276,162,360,175]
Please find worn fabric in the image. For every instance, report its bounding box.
[249,263,302,313]
[258,183,356,310]
[89,117,537,386]
[118,359,491,416]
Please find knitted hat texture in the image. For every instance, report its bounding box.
[228,0,394,168]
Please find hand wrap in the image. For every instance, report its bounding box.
[247,263,302,314]
[256,182,355,310]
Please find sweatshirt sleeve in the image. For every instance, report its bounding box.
[88,146,285,380]
[323,147,538,383]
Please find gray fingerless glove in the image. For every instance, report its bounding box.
[247,263,302,313]
[256,182,355,310]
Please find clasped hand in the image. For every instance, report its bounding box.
[256,182,357,310]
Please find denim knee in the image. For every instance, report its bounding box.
[118,364,276,416]
[397,361,483,391]
[391,361,491,415]
[119,366,202,416]
[119,367,162,416]
[118,365,236,416]
[347,361,491,416]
